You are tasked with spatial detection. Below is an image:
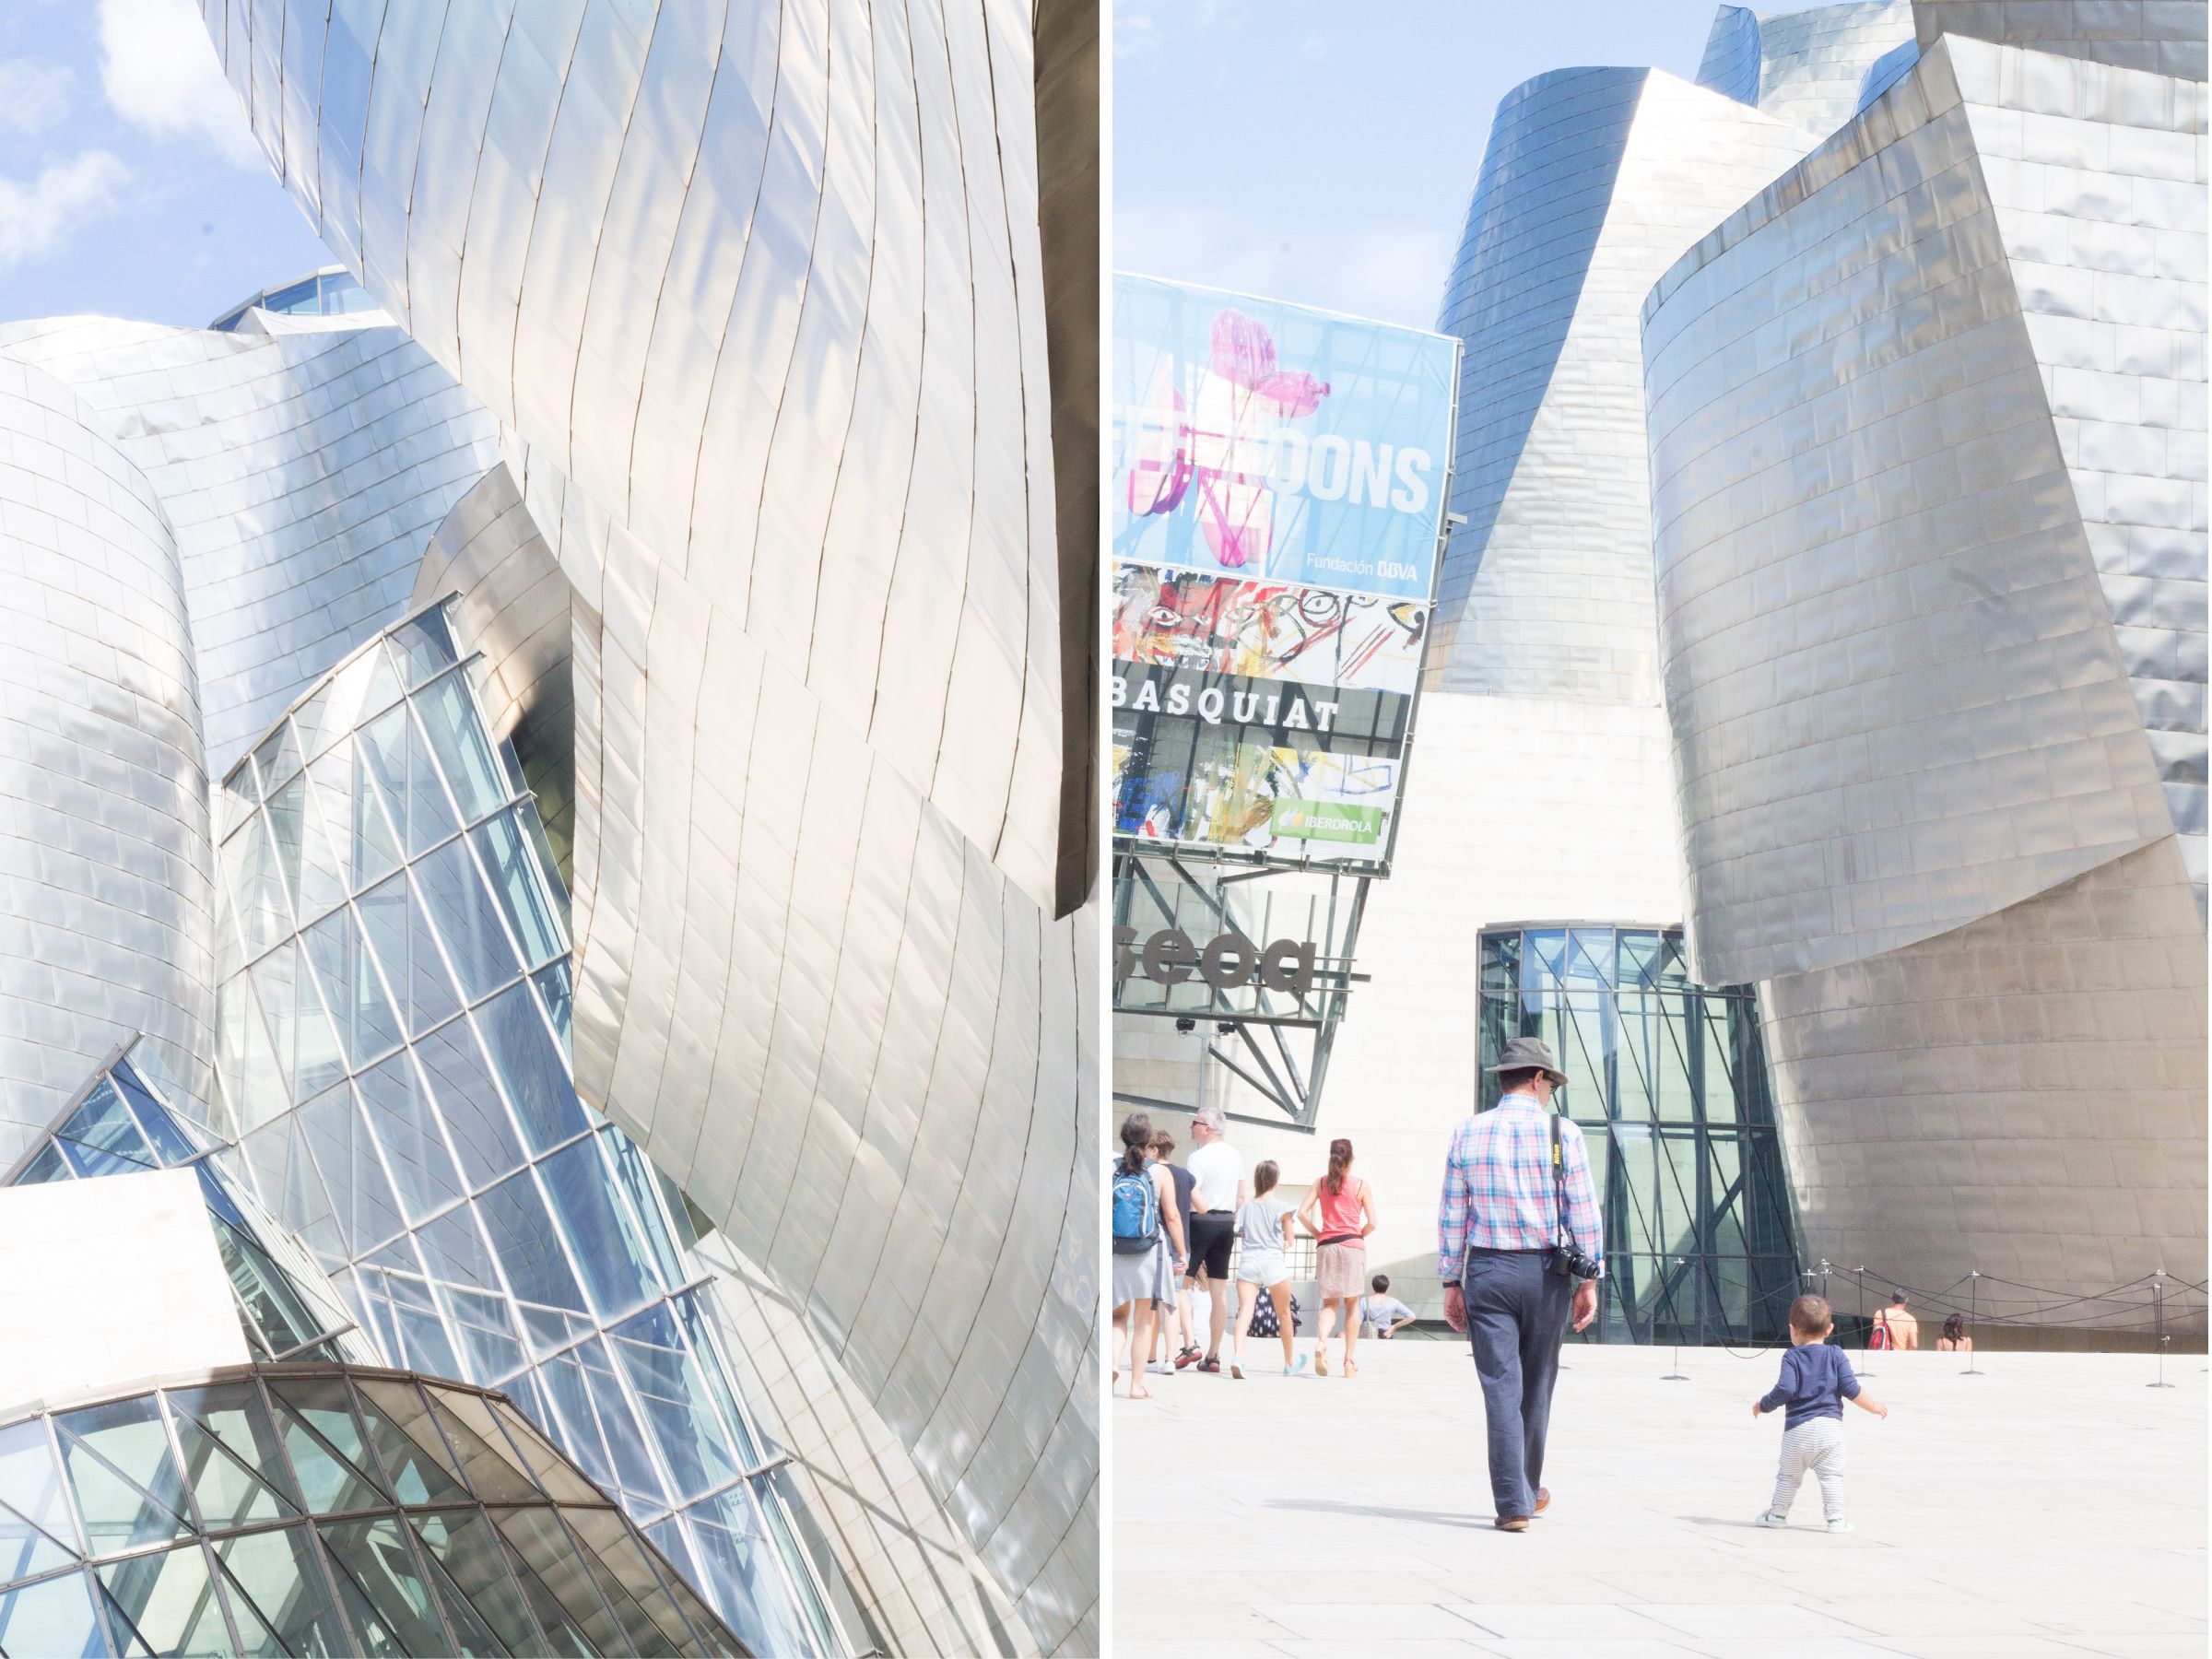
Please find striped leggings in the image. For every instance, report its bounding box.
[1771,1417,1848,1520]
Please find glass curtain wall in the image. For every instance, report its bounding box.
[0,1365,741,1657]
[200,600,841,1657]
[1477,926,1802,1344]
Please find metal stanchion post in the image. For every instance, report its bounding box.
[1662,1256,1688,1381]
[1854,1265,1875,1376]
[1962,1271,1983,1375]
[2149,1271,2175,1389]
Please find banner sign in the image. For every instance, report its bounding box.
[1112,274,1457,868]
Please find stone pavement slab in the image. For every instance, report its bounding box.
[1111,1342,2205,1657]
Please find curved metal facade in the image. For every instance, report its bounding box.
[191,5,1095,1650]
[1644,33,2206,1296]
[0,361,214,1167]
[1430,68,1811,702]
[0,317,500,777]
[1696,1,1916,143]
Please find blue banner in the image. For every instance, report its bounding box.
[1113,274,1459,604]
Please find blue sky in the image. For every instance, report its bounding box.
[0,0,329,328]
[1114,1,1820,330]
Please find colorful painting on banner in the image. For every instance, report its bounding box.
[1110,274,1457,869]
[1113,274,1458,604]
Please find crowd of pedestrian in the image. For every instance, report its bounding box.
[1110,1105,1387,1393]
[1115,1037,1929,1539]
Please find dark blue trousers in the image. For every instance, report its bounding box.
[1461,1247,1573,1520]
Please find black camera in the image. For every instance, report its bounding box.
[1547,1242,1601,1281]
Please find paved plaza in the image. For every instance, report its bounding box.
[1112,1338,2205,1657]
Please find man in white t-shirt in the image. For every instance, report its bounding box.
[1182,1104,1245,1371]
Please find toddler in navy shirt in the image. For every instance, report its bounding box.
[1752,1294,1888,1532]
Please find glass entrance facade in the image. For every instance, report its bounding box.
[1478,926,1802,1344]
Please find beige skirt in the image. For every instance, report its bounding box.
[1315,1240,1367,1299]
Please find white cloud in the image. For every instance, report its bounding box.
[0,59,75,135]
[0,151,130,271]
[97,0,261,168]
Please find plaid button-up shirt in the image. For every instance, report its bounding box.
[1437,1093,1605,1280]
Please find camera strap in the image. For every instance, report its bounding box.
[1549,1111,1576,1253]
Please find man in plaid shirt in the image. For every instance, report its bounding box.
[1439,1036,1602,1530]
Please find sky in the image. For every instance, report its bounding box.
[1114,1,1824,331]
[0,0,329,329]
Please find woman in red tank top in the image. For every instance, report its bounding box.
[1298,1138,1377,1377]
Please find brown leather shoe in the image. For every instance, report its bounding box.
[1534,1488,1551,1514]
[1493,1516,1531,1532]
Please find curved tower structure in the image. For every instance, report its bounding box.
[0,362,214,1163]
[1644,30,2206,1299]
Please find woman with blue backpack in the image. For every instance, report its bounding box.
[1112,1111,1187,1399]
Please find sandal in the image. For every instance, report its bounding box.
[1344,1359,1359,1377]
[1174,1346,1200,1370]
[1313,1350,1328,1376]
[1230,1362,1244,1380]
[1129,1384,1151,1400]
[1197,1357,1220,1373]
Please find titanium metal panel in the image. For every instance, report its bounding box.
[1643,34,2200,984]
[0,317,500,777]
[1697,2,1918,141]
[1430,69,1811,703]
[0,361,214,1167]
[1913,0,2208,80]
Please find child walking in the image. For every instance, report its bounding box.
[1752,1294,1888,1532]
[1230,1160,1305,1379]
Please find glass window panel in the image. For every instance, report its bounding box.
[386,612,460,688]
[0,1419,78,1570]
[298,1085,404,1258]
[1566,928,1615,988]
[164,1386,299,1514]
[226,811,293,962]
[536,1141,661,1320]
[559,1507,694,1656]
[252,943,347,1107]
[318,1517,452,1657]
[354,1052,465,1222]
[670,1294,762,1468]
[267,1382,387,1515]
[529,1344,664,1511]
[408,1511,543,1657]
[488,1509,624,1656]
[471,814,562,971]
[1522,928,1565,991]
[472,1401,597,1509]
[211,1528,352,1659]
[416,1396,540,1506]
[96,1539,233,1657]
[58,1083,154,1170]
[0,1570,102,1658]
[13,1140,72,1185]
[415,839,521,1001]
[109,1066,199,1166]
[345,1384,469,1509]
[606,1138,683,1288]
[356,873,461,1037]
[684,1486,814,1659]
[206,1213,335,1359]
[475,1171,591,1325]
[298,642,403,763]
[410,1017,524,1186]
[53,1135,148,1181]
[604,1303,740,1503]
[54,1398,192,1555]
[253,719,303,794]
[760,1462,841,1657]
[356,1241,465,1382]
[475,986,586,1154]
[300,907,403,1072]
[308,741,403,898]
[414,675,508,825]
[532,962,573,1050]
[357,701,458,858]
[216,987,290,1137]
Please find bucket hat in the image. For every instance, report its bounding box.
[1485,1035,1567,1086]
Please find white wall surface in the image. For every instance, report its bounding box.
[0,1169,247,1417]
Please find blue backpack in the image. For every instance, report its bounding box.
[1111,1164,1159,1254]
